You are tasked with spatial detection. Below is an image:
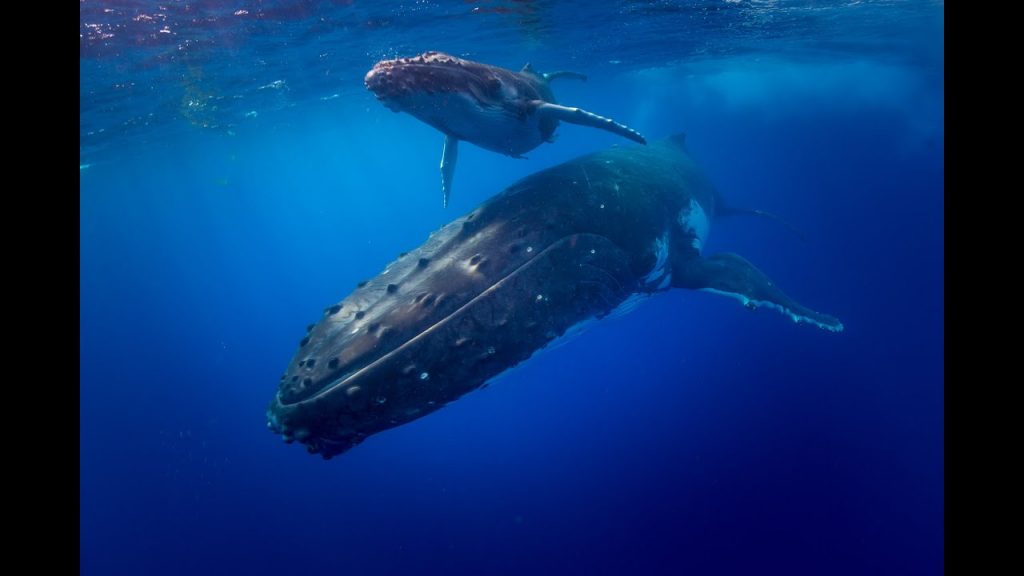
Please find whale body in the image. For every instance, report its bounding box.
[266,135,842,458]
[364,51,646,207]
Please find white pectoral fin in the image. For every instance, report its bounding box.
[674,252,844,332]
[440,135,459,208]
[534,101,647,144]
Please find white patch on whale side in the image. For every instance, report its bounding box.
[642,230,672,289]
[679,198,710,251]
[700,288,845,332]
[602,228,678,322]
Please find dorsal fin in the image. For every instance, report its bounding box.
[521,62,534,73]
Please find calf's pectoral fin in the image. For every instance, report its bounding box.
[440,134,459,208]
[533,101,647,145]
[673,252,844,332]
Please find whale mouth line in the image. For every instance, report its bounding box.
[276,234,590,409]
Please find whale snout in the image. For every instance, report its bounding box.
[364,64,406,109]
[363,65,384,91]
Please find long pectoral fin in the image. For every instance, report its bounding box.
[440,135,459,208]
[534,101,647,145]
[674,252,843,332]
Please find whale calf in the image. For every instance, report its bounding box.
[364,51,647,207]
[266,135,842,459]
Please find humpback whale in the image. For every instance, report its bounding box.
[364,51,647,207]
[267,135,842,459]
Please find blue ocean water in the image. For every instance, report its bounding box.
[80,2,944,575]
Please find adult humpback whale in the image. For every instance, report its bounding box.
[364,51,647,207]
[266,135,842,458]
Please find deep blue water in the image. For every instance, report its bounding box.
[81,2,944,574]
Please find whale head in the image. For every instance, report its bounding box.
[364,51,550,150]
